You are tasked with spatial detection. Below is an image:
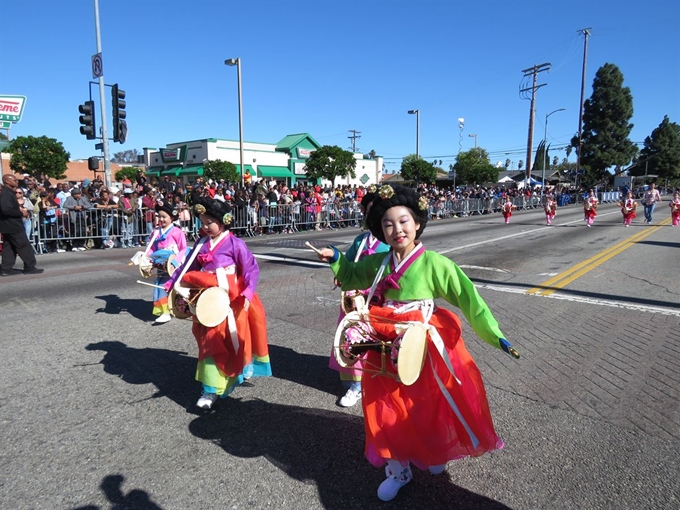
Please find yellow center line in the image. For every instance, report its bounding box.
[527,218,671,296]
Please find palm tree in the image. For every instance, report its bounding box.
[518,160,524,172]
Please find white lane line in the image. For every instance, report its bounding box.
[477,283,680,317]
[438,211,621,255]
[538,272,559,276]
[255,254,328,267]
[458,265,509,273]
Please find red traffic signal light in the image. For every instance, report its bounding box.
[78,100,96,140]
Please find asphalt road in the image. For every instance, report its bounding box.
[1,202,678,510]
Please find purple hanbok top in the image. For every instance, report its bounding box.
[173,232,259,302]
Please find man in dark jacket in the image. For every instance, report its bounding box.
[0,174,43,276]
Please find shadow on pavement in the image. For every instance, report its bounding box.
[189,398,512,510]
[94,294,154,322]
[268,344,338,396]
[71,474,164,510]
[85,341,197,411]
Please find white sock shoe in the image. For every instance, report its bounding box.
[154,313,171,324]
[377,461,412,502]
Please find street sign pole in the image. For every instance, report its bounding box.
[93,0,112,189]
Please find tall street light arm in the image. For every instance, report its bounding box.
[225,58,245,189]
[407,110,420,159]
[542,108,566,196]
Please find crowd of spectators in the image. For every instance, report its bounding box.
[2,169,676,255]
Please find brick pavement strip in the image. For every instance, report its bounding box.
[255,257,680,443]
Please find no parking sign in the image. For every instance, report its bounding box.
[92,53,103,79]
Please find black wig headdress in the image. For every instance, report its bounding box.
[367,185,428,244]
[193,197,234,227]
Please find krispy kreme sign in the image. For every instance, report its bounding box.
[160,144,188,163]
[0,95,27,122]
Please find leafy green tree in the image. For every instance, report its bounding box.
[453,148,499,185]
[304,145,357,185]
[400,154,437,186]
[111,149,140,164]
[570,63,638,185]
[204,159,239,184]
[8,135,70,180]
[628,116,680,180]
[115,166,140,182]
[0,132,7,140]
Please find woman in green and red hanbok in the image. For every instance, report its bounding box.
[314,185,520,502]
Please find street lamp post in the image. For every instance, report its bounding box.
[469,133,477,148]
[225,57,245,189]
[407,109,419,159]
[542,108,566,197]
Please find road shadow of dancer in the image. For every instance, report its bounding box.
[189,398,512,509]
[94,294,154,322]
[71,474,164,510]
[85,341,197,411]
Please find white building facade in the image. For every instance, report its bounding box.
[142,132,383,188]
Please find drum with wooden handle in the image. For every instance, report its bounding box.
[333,312,429,386]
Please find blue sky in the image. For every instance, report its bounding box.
[3,0,679,174]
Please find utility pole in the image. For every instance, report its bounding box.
[347,129,361,153]
[93,0,112,188]
[575,28,591,188]
[520,62,551,187]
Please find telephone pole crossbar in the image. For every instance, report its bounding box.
[348,130,361,153]
[520,62,551,185]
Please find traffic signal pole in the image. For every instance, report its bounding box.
[93,0,112,189]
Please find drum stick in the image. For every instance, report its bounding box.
[136,280,166,289]
[305,241,325,256]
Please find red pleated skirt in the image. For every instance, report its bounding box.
[181,271,269,378]
[360,305,503,468]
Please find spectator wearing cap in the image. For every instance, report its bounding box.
[159,175,174,195]
[118,188,138,248]
[63,188,93,251]
[136,169,147,188]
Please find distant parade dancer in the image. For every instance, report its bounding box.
[331,190,389,408]
[583,189,599,227]
[501,196,516,224]
[619,192,638,227]
[670,192,680,226]
[312,185,520,502]
[544,195,557,225]
[164,197,271,410]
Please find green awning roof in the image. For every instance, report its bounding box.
[146,167,164,176]
[178,165,204,176]
[235,164,255,175]
[257,166,291,178]
[161,166,182,176]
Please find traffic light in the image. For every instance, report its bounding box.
[88,156,100,171]
[78,100,96,140]
[111,83,127,143]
